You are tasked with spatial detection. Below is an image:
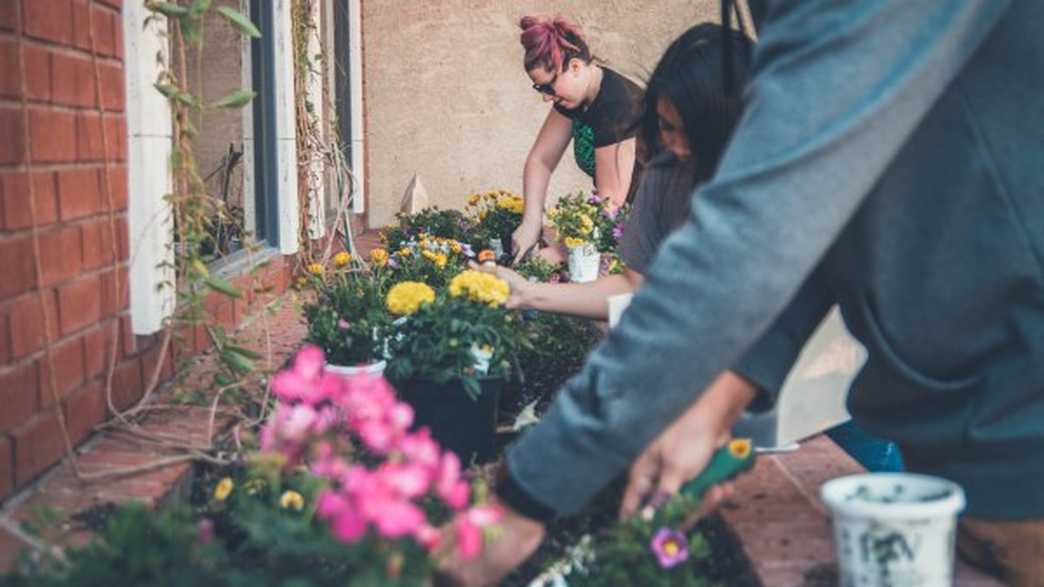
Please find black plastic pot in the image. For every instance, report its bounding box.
[397,376,505,465]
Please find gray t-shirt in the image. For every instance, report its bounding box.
[616,153,699,274]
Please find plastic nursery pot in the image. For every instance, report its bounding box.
[820,473,966,587]
[397,376,505,465]
[325,360,387,377]
[567,243,601,283]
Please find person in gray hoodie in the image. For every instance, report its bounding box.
[443,1,1044,585]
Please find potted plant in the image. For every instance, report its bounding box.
[379,206,472,252]
[302,252,391,375]
[464,189,525,261]
[548,192,628,283]
[384,234,472,290]
[383,271,532,463]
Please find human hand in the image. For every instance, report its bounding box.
[619,372,756,521]
[470,262,532,310]
[436,500,545,587]
[511,219,541,264]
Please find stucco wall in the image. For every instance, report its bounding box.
[362,1,727,228]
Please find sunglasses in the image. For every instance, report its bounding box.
[532,71,559,96]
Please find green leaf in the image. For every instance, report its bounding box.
[154,82,179,99]
[204,275,242,298]
[224,344,263,361]
[189,0,213,16]
[191,258,209,277]
[174,91,198,107]
[222,349,255,374]
[211,89,257,109]
[216,6,262,38]
[147,2,189,17]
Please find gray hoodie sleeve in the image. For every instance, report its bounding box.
[503,0,1011,516]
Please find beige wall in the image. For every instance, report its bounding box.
[361,1,725,228]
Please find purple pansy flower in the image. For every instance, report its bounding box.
[650,527,689,569]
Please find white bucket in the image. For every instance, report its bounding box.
[325,360,387,377]
[567,243,600,283]
[820,473,965,587]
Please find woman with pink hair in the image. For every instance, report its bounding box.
[511,14,643,263]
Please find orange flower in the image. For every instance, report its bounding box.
[477,249,497,264]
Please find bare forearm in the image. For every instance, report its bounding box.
[521,273,637,320]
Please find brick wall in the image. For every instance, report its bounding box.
[0,0,293,502]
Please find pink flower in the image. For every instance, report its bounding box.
[280,404,318,441]
[436,453,471,509]
[455,515,483,560]
[330,509,368,543]
[338,319,351,330]
[465,505,502,527]
[295,345,325,379]
[400,428,440,470]
[373,500,425,538]
[380,463,432,499]
[358,419,395,454]
[650,527,689,569]
[415,524,442,552]
[388,403,414,432]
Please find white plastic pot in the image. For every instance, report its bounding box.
[567,243,600,283]
[488,238,505,259]
[820,473,965,587]
[325,360,387,377]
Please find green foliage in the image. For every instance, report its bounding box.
[385,296,532,395]
[384,245,469,290]
[463,190,524,250]
[303,270,391,366]
[513,257,564,283]
[379,207,472,252]
[567,494,716,587]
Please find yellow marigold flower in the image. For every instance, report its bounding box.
[386,281,436,316]
[306,263,324,276]
[214,477,234,501]
[434,253,447,268]
[467,193,481,206]
[280,490,305,511]
[397,247,412,257]
[295,277,308,288]
[370,248,389,267]
[479,210,488,221]
[579,214,594,234]
[333,251,352,268]
[449,240,463,254]
[564,237,587,248]
[449,270,510,307]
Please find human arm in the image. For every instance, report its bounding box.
[514,108,573,262]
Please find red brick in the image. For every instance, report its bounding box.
[82,322,113,379]
[112,8,123,59]
[99,63,123,112]
[98,265,128,316]
[29,107,76,163]
[105,164,127,210]
[90,4,115,57]
[12,410,66,486]
[57,274,102,335]
[0,312,9,364]
[57,167,102,221]
[110,356,142,412]
[38,225,82,286]
[0,171,58,230]
[23,0,73,45]
[23,44,50,101]
[38,335,85,408]
[0,436,12,501]
[139,337,173,387]
[119,313,134,355]
[0,361,37,433]
[71,0,91,51]
[104,114,125,159]
[7,291,59,357]
[114,213,128,260]
[0,107,26,165]
[0,235,37,300]
[62,379,105,444]
[0,38,19,99]
[81,219,115,270]
[75,111,102,160]
[50,51,95,108]
[97,0,122,11]
[0,1,16,32]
